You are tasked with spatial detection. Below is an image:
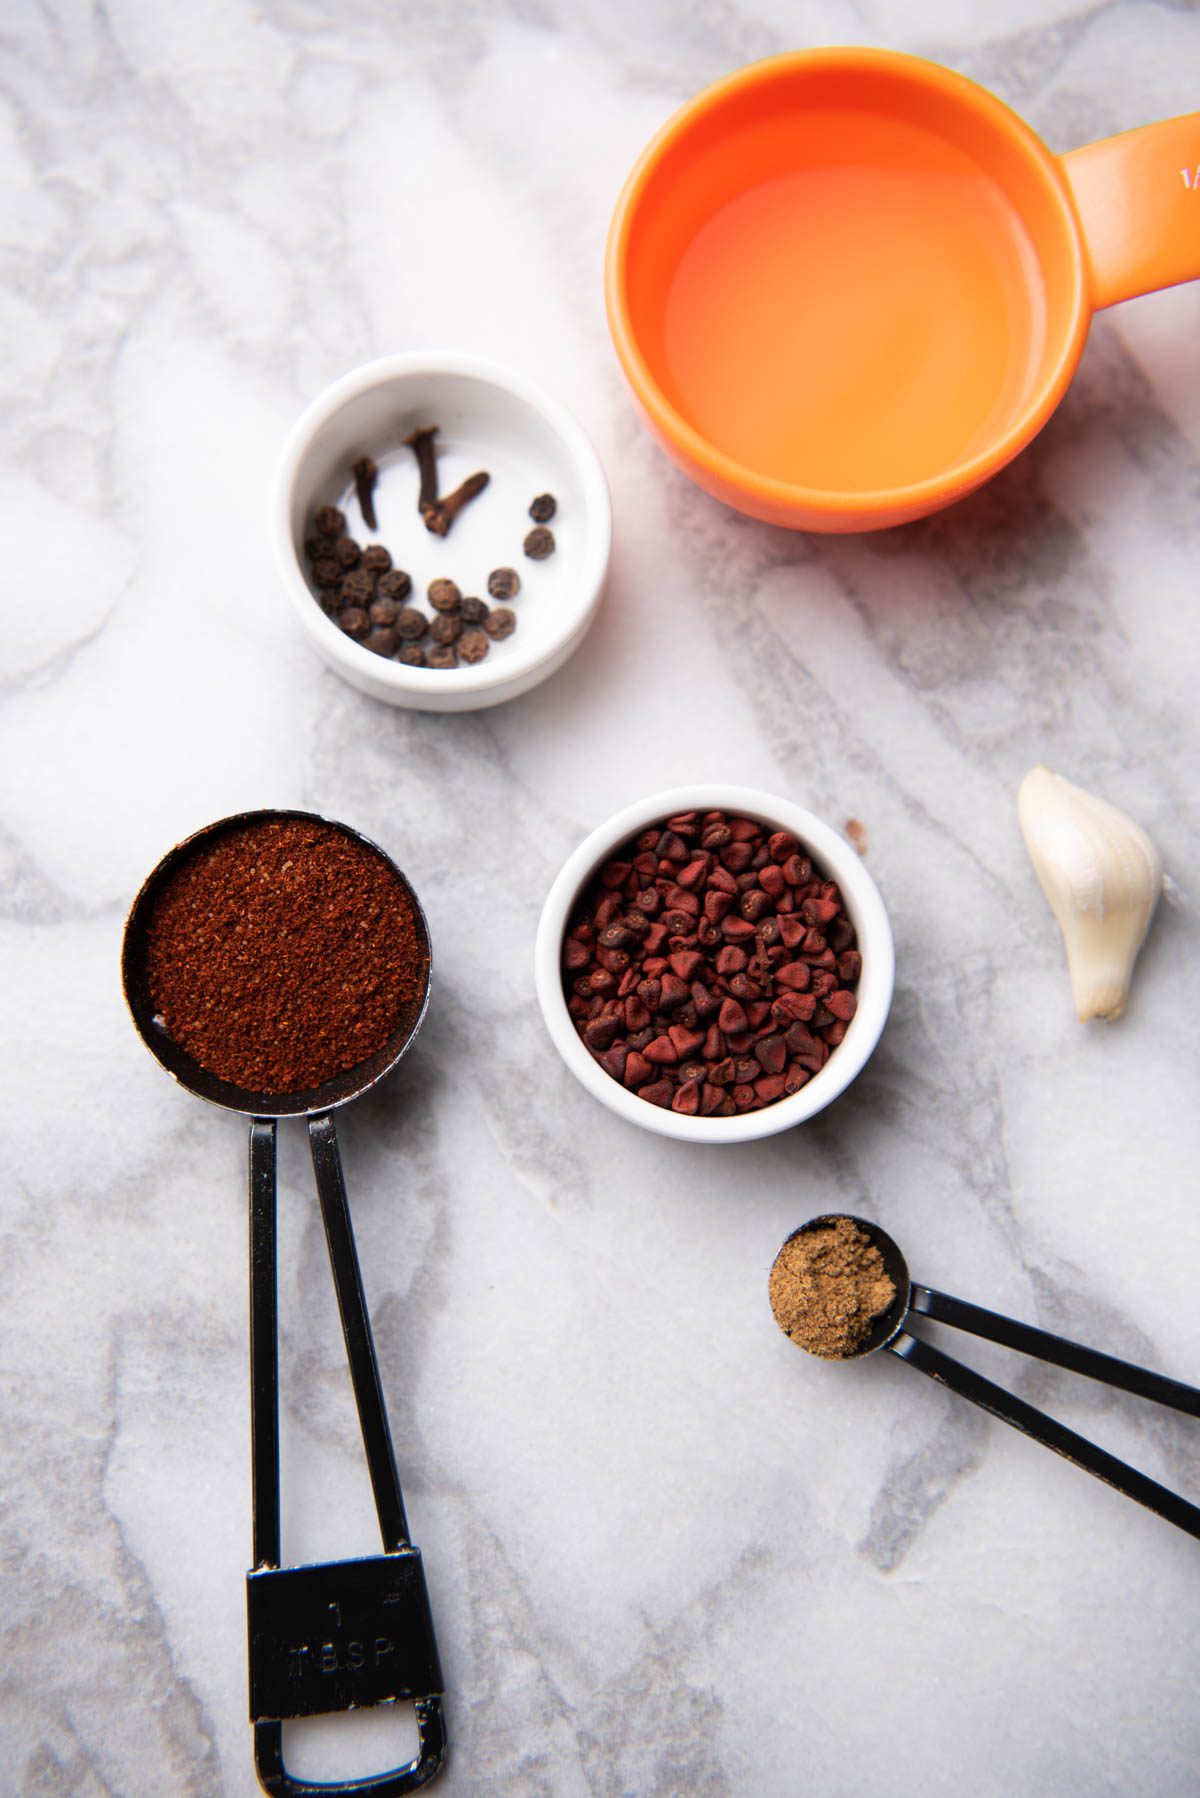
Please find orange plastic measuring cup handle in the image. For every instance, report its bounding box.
[1062,111,1200,311]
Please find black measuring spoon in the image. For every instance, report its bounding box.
[773,1214,1200,1539]
[123,809,445,1797]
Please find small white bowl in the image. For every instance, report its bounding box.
[274,354,612,711]
[535,785,894,1143]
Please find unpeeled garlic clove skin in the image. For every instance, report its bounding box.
[1017,765,1163,1023]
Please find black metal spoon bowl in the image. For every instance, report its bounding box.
[122,808,446,1798]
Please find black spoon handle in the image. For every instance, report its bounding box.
[910,1285,1200,1416]
[250,1118,281,1569]
[889,1330,1200,1540]
[308,1112,410,1554]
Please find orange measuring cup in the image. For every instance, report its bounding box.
[605,49,1200,532]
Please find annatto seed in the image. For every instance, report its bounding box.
[718,997,748,1034]
[669,1024,704,1058]
[639,1080,674,1108]
[773,991,817,1023]
[659,973,688,1008]
[775,962,812,991]
[669,949,703,980]
[560,810,861,1119]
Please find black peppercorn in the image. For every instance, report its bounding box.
[460,595,489,625]
[339,608,369,639]
[458,627,490,663]
[314,505,345,537]
[397,643,426,667]
[361,544,392,574]
[523,525,555,560]
[340,571,375,609]
[303,535,324,562]
[395,607,428,641]
[378,569,412,601]
[427,644,459,669]
[363,626,399,656]
[428,578,462,613]
[484,606,516,640]
[312,558,342,589]
[529,493,556,522]
[430,613,462,645]
[332,536,361,568]
[369,597,400,627]
[487,566,520,601]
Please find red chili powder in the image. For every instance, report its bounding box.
[144,817,426,1094]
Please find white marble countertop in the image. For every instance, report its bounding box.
[4,3,1200,1793]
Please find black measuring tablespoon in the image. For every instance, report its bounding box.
[122,809,445,1798]
[771,1214,1200,1539]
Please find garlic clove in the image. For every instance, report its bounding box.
[1017,765,1163,1023]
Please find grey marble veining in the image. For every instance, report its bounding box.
[3,2,1200,1793]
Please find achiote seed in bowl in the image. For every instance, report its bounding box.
[534,786,894,1143]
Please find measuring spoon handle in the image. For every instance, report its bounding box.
[911,1285,1200,1417]
[250,1118,281,1570]
[889,1330,1200,1540]
[309,1112,410,1555]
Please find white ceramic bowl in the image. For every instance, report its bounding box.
[274,354,612,711]
[535,785,894,1143]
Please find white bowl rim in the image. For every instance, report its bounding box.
[534,783,895,1143]
[273,351,613,698]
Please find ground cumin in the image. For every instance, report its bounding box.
[144,817,426,1094]
[769,1217,897,1359]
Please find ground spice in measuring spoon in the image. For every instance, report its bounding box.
[769,1217,896,1358]
[144,817,426,1094]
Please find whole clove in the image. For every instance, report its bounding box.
[302,423,544,670]
[422,470,490,536]
[353,456,378,531]
[404,425,440,513]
